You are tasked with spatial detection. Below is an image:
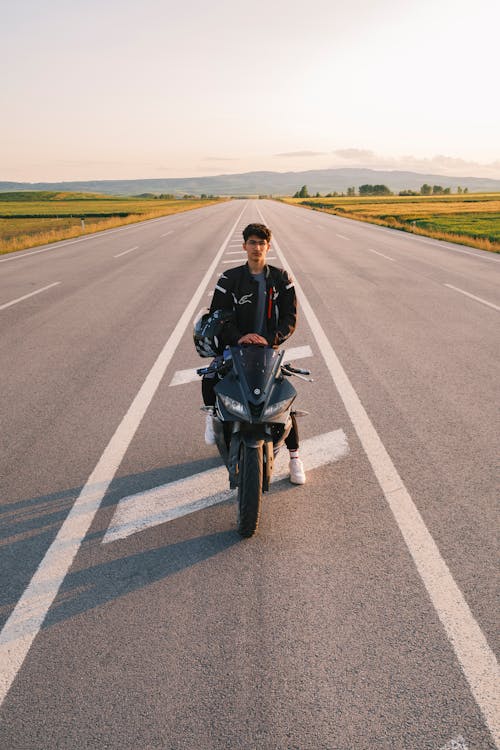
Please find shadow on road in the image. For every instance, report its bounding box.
[43,528,240,629]
[0,454,230,628]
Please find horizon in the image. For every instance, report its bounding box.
[3,164,500,187]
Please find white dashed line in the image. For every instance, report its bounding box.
[0,215,182,264]
[0,282,61,311]
[327,216,499,262]
[444,284,500,312]
[114,246,139,258]
[335,233,350,241]
[367,248,395,261]
[160,231,174,237]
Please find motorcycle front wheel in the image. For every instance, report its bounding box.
[237,443,263,538]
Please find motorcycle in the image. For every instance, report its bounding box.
[197,345,312,537]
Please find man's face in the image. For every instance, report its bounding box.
[243,234,270,263]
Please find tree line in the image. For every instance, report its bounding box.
[293,184,469,198]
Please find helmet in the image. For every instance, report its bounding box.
[193,308,234,357]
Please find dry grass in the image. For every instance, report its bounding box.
[0,198,225,255]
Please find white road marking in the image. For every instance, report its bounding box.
[103,430,349,543]
[114,245,139,258]
[0,205,248,708]
[169,345,314,386]
[367,248,395,261]
[226,250,246,255]
[258,207,500,747]
[0,282,60,311]
[439,736,468,750]
[335,233,350,241]
[444,284,500,312]
[160,230,174,237]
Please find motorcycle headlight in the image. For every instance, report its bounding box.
[219,394,248,418]
[262,398,294,419]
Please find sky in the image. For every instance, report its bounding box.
[1,0,499,182]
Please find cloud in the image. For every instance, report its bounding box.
[332,149,375,160]
[328,148,500,178]
[202,156,239,162]
[395,153,500,177]
[274,150,328,158]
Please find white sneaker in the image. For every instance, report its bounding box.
[204,413,216,445]
[289,457,306,485]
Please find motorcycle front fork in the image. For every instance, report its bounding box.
[226,423,275,491]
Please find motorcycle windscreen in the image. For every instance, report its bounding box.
[232,346,280,404]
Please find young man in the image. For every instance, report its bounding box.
[202,222,306,485]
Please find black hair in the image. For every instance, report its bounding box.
[242,223,271,242]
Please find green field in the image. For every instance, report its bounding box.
[282,194,500,252]
[0,192,226,254]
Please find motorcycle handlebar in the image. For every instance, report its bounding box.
[282,364,311,376]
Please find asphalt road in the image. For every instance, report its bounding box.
[0,199,498,749]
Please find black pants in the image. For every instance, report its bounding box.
[202,375,299,450]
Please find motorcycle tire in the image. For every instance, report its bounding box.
[237,443,263,538]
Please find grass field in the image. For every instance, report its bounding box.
[281,194,500,252]
[0,192,226,254]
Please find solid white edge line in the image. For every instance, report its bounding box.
[444,284,500,312]
[0,282,61,311]
[257,206,500,747]
[0,203,248,707]
[114,246,140,258]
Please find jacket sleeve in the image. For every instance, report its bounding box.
[209,273,242,347]
[267,271,297,347]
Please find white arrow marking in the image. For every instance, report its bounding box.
[439,737,468,750]
[169,345,314,386]
[103,429,349,543]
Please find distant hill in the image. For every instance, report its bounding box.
[1,168,500,196]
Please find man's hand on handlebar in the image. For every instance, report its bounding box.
[238,333,268,345]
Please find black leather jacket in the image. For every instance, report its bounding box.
[209,263,297,348]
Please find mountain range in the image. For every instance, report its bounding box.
[1,168,499,196]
